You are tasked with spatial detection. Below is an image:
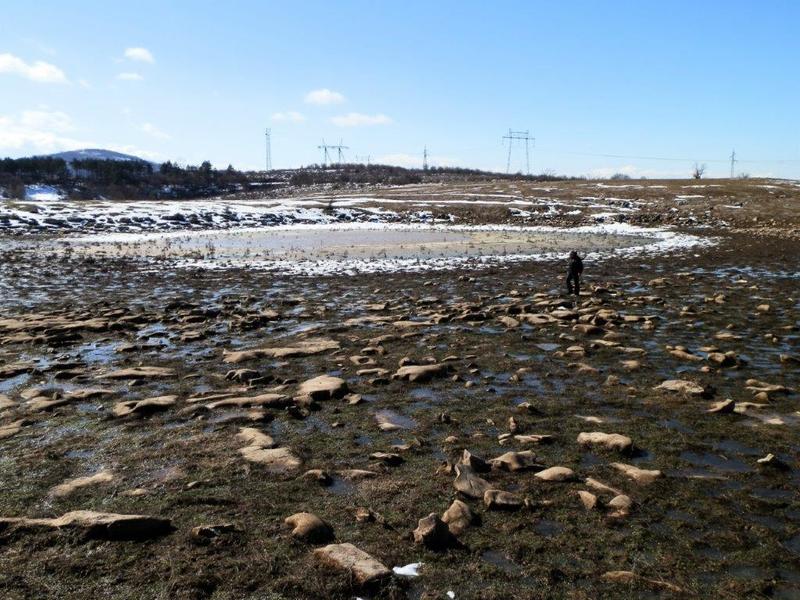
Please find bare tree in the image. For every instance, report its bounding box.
[692,163,706,179]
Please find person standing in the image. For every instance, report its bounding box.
[566,251,583,297]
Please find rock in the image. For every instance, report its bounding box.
[337,469,379,480]
[236,427,274,448]
[513,434,554,444]
[484,489,524,510]
[392,363,449,383]
[620,360,641,371]
[607,494,632,518]
[0,394,15,410]
[707,352,736,367]
[284,512,334,543]
[298,375,348,401]
[611,463,662,485]
[707,399,735,414]
[302,469,333,485]
[112,395,177,417]
[100,366,174,379]
[534,466,575,482]
[756,453,790,471]
[460,449,490,472]
[413,513,453,549]
[576,490,597,510]
[453,464,492,499]
[313,543,391,585]
[0,510,172,540]
[51,470,115,498]
[585,477,623,496]
[745,379,794,394]
[441,500,473,536]
[223,338,340,363]
[225,368,261,383]
[653,379,708,396]
[577,432,633,453]
[239,446,301,472]
[191,523,239,539]
[489,450,540,472]
[206,393,290,409]
[0,419,28,439]
[498,316,520,328]
[369,452,404,466]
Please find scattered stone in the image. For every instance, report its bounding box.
[534,466,575,482]
[369,452,404,466]
[223,338,340,363]
[756,453,790,471]
[284,512,334,543]
[112,395,177,417]
[601,570,684,593]
[302,469,333,485]
[51,470,115,498]
[460,449,490,472]
[577,432,633,453]
[236,427,274,448]
[337,469,379,480]
[453,464,492,499]
[0,419,28,440]
[607,494,633,518]
[100,366,174,379]
[0,510,172,540]
[576,490,597,510]
[611,463,662,486]
[191,523,239,539]
[585,477,623,496]
[441,499,473,536]
[653,379,708,396]
[413,513,453,549]
[489,450,540,472]
[707,399,735,414]
[298,375,348,401]
[313,543,391,585]
[239,446,301,472]
[484,489,524,510]
[392,363,449,383]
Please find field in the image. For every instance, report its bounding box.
[0,178,798,599]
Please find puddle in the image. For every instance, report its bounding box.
[680,451,752,473]
[481,550,524,574]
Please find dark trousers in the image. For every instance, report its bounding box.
[566,273,580,296]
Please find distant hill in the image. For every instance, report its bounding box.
[45,148,153,164]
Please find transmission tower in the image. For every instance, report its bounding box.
[730,149,736,178]
[318,139,349,166]
[502,129,534,175]
[264,128,272,171]
[423,146,429,171]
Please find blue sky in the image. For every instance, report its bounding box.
[2,0,798,178]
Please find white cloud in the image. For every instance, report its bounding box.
[124,47,155,63]
[587,164,686,179]
[0,110,84,152]
[117,72,143,81]
[304,88,345,105]
[377,152,456,168]
[20,110,74,132]
[331,112,392,127]
[271,111,306,123]
[0,53,68,83]
[141,122,171,140]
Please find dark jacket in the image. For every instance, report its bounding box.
[568,256,583,276]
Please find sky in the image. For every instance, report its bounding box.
[1,0,799,178]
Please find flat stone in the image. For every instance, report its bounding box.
[112,395,177,417]
[534,466,575,482]
[0,419,29,440]
[585,477,623,496]
[206,393,290,409]
[577,432,633,453]
[284,512,333,543]
[100,367,174,379]
[489,450,540,472]
[223,338,340,363]
[236,427,274,448]
[484,489,524,510]
[0,510,172,540]
[611,462,662,485]
[239,446,301,472]
[313,543,391,585]
[298,375,348,401]
[51,470,115,498]
[707,399,735,414]
[653,379,707,396]
[392,363,449,383]
[576,490,597,510]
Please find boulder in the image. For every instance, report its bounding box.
[441,499,473,536]
[284,512,333,543]
[0,510,172,540]
[239,446,301,472]
[412,513,453,549]
[392,364,449,383]
[51,470,115,498]
[100,367,174,379]
[313,543,391,585]
[0,419,28,440]
[576,490,597,510]
[489,450,540,472]
[483,489,524,510]
[653,379,708,396]
[236,427,274,448]
[223,338,340,363]
[453,464,492,499]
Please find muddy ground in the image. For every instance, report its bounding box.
[0,180,798,599]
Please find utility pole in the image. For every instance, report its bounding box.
[264,128,272,171]
[503,129,534,175]
[317,140,349,166]
[730,149,736,178]
[423,146,429,171]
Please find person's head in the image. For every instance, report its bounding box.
[570,250,578,259]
